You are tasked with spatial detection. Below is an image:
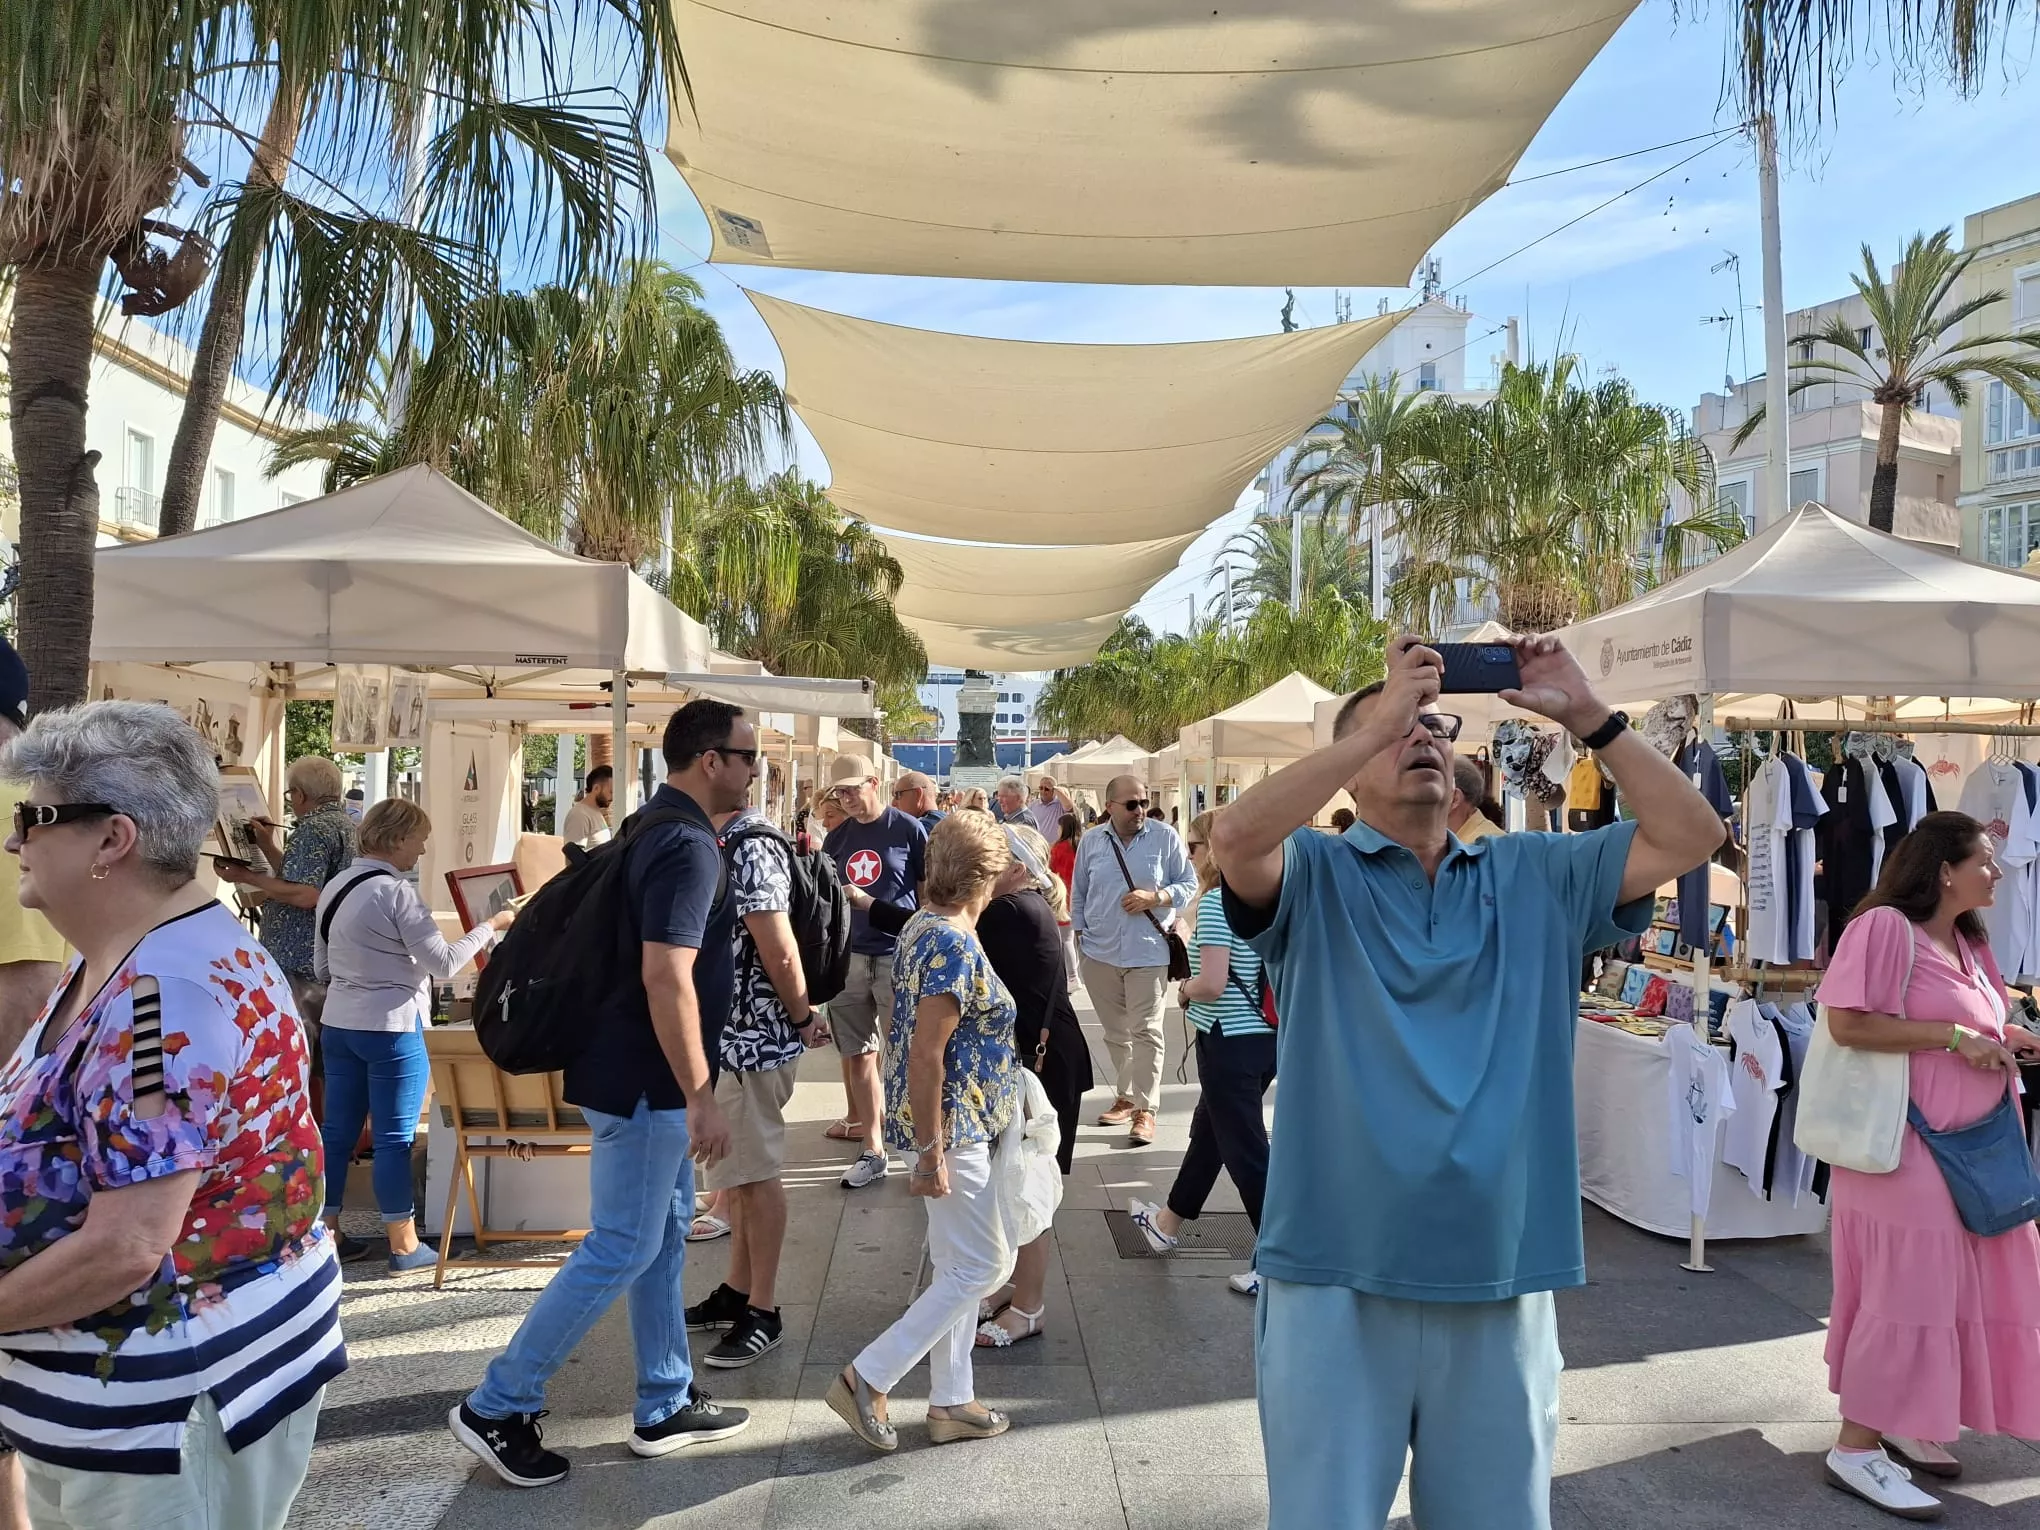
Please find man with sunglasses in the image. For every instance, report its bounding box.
[455,700,756,1487]
[1211,635,1728,1530]
[1069,774,1196,1145]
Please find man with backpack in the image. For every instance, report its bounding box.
[687,803,843,1366]
[451,700,756,1488]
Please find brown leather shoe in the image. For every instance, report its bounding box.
[1097,1098,1137,1127]
[1128,1109,1156,1145]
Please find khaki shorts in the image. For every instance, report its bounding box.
[704,1064,800,1190]
[827,952,894,1057]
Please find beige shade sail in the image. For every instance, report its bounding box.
[882,531,1201,626]
[664,0,1637,286]
[754,292,1403,546]
[902,612,1126,671]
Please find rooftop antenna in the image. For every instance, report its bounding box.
[1709,251,1750,384]
[1419,257,1444,302]
[1700,310,1737,393]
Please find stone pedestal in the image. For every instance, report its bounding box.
[949,669,1003,793]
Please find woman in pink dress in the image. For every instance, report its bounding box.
[1819,810,2040,1519]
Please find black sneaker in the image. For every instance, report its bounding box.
[685,1282,750,1332]
[448,1402,569,1488]
[335,1234,373,1264]
[628,1386,751,1457]
[703,1308,783,1369]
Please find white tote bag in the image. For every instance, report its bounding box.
[992,1069,1066,1268]
[1792,925,1917,1174]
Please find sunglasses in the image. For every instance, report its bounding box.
[711,746,760,764]
[1414,713,1464,743]
[1116,798,1150,811]
[1186,839,1207,852]
[14,802,119,838]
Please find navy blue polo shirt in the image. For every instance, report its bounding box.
[563,784,735,1116]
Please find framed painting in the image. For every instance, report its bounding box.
[446,863,522,935]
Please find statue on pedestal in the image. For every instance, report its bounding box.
[955,670,997,769]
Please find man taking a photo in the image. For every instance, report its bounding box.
[1212,635,1724,1530]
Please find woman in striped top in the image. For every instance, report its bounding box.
[0,702,342,1528]
[1129,808,1277,1297]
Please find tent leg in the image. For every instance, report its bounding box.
[1682,1213,1712,1274]
[612,669,631,817]
[1683,906,1714,1274]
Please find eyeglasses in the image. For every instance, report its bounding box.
[1415,713,1464,743]
[830,781,873,798]
[14,802,118,839]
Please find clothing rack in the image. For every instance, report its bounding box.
[1719,716,2040,737]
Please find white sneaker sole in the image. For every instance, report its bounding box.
[448,1406,569,1489]
[1822,1464,1942,1521]
[628,1416,751,1457]
[1126,1201,1178,1256]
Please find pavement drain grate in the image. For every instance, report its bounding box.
[1104,1209,1255,1259]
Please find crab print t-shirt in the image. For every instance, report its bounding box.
[0,902,345,1474]
[882,911,1019,1153]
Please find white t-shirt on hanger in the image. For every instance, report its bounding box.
[1783,757,1821,962]
[1960,761,2034,979]
[1915,733,1986,806]
[1665,1024,1736,1221]
[1720,1000,1785,1194]
[1743,759,1788,966]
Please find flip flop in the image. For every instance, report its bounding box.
[823,1119,867,1141]
[686,1213,731,1242]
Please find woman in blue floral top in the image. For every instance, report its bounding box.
[828,811,1019,1453]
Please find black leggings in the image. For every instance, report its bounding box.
[1166,1026,1277,1230]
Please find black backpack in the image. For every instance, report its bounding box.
[471,805,710,1074]
[721,818,853,1007]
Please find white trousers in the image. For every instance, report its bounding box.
[853,1143,1007,1407]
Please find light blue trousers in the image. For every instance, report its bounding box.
[1257,1278,1563,1530]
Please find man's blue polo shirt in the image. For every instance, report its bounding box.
[1224,819,1650,1303]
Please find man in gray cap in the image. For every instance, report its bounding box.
[820,753,927,1188]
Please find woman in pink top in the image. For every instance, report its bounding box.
[1819,811,2040,1519]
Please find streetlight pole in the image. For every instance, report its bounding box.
[1757,114,1790,527]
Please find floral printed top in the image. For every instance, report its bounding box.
[0,902,345,1473]
[882,910,1019,1152]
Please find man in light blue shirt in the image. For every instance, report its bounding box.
[1212,636,1725,1530]
[1070,774,1196,1144]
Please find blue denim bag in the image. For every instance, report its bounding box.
[1907,1079,2040,1237]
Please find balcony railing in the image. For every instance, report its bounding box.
[1987,444,2040,485]
[112,487,159,528]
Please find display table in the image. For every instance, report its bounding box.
[1574,1017,1827,1241]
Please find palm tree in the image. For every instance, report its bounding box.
[0,0,674,710]
[1385,358,1737,634]
[667,473,930,726]
[1210,513,1371,624]
[1730,228,2040,534]
[271,261,788,570]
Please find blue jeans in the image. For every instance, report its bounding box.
[469,1100,696,1427]
[321,1020,430,1221]
[1257,1278,1562,1530]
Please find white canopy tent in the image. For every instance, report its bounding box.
[1554,504,2040,707]
[1182,672,1339,761]
[1056,735,1157,791]
[664,0,1637,286]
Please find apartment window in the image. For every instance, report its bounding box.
[1417,362,1438,391]
[1981,502,2040,567]
[1986,380,2040,485]
[114,429,158,527]
[1856,326,1874,353]
[278,491,306,508]
[208,468,235,528]
[1794,338,1815,362]
[1789,463,1822,508]
[2015,265,2040,328]
[1716,478,1753,533]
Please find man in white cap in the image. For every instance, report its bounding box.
[820,754,928,1188]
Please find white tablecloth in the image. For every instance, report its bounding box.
[1575,1018,1828,1240]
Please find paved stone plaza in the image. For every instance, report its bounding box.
[290,998,2040,1530]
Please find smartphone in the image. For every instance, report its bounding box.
[205,854,254,871]
[1432,642,1522,694]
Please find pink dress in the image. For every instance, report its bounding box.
[1821,904,2040,1439]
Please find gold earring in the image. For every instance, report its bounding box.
[89,863,110,882]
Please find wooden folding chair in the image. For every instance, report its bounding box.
[424,1027,593,1289]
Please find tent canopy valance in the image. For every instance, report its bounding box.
[1553,504,2040,706]
[1181,672,1339,761]
[664,0,1637,286]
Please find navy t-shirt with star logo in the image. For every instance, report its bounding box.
[823,807,928,957]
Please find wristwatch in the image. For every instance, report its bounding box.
[1579,710,1630,752]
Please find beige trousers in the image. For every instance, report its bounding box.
[1079,956,1171,1112]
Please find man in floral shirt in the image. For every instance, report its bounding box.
[685,807,829,1368]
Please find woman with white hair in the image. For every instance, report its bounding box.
[844,823,1091,1348]
[0,702,343,1528]
[316,798,511,1272]
[828,812,1019,1451]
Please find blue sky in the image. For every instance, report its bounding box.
[646,1,2040,650]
